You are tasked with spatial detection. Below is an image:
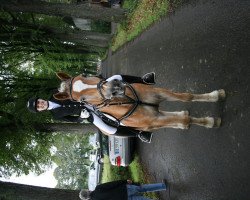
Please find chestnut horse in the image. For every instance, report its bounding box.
[54,72,225,132]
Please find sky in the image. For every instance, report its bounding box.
[0,164,58,188]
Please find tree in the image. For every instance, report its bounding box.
[34,123,98,134]
[1,0,126,23]
[0,16,112,47]
[52,132,92,189]
[0,181,80,200]
[0,0,105,181]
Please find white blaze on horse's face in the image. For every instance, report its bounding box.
[72,80,97,92]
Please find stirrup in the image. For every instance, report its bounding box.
[138,132,153,143]
[142,72,156,85]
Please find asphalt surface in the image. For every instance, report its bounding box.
[102,0,250,199]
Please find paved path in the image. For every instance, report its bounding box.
[102,0,250,199]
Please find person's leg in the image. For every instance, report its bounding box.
[136,183,167,193]
[129,196,152,200]
[121,72,155,85]
[127,183,167,195]
[127,185,153,200]
[115,127,153,143]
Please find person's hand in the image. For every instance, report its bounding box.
[80,109,90,118]
[127,180,133,184]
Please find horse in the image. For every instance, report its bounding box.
[54,72,226,132]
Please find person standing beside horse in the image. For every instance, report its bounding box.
[27,73,156,143]
[79,179,170,200]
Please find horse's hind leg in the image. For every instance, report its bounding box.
[149,111,221,130]
[155,88,225,102]
[190,117,221,128]
[149,111,191,130]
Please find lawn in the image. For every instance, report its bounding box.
[112,0,170,51]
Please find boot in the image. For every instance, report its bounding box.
[115,127,153,143]
[115,126,140,137]
[121,72,156,85]
[142,72,156,85]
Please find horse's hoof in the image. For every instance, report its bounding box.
[178,124,189,129]
[184,124,190,129]
[213,117,222,128]
[184,111,189,116]
[218,89,226,100]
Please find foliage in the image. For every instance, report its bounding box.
[112,0,169,51]
[0,0,110,179]
[128,154,145,183]
[0,180,80,200]
[52,132,93,189]
[0,130,53,178]
[91,20,111,34]
[0,70,55,177]
[101,154,146,183]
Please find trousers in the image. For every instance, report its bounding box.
[126,183,167,200]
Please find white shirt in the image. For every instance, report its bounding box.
[47,101,61,110]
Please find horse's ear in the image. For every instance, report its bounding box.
[56,72,72,81]
[53,92,70,100]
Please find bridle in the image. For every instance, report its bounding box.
[69,77,78,102]
[97,80,158,122]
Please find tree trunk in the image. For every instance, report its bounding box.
[0,181,80,200]
[34,123,98,134]
[0,31,109,48]
[0,17,112,47]
[1,0,126,22]
[55,32,111,47]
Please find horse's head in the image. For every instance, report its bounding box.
[53,72,101,102]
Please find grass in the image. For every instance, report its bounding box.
[101,155,131,182]
[101,154,159,199]
[111,0,170,51]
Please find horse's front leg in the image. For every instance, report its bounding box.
[153,88,226,102]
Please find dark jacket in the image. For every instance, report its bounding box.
[90,180,128,200]
[48,96,86,123]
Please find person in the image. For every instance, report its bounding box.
[27,73,156,143]
[105,72,155,85]
[79,179,169,200]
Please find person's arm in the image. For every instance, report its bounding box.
[105,75,141,83]
[106,73,155,85]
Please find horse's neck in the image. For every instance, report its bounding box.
[81,89,103,104]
